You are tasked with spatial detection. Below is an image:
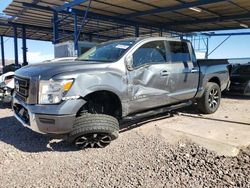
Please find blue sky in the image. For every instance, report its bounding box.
[1,0,250,63]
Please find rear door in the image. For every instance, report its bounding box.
[166,41,199,102]
[127,40,172,114]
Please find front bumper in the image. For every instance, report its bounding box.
[12,96,85,135]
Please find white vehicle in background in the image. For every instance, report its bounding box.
[0,71,15,103]
[0,57,76,103]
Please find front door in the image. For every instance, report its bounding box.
[127,40,172,114]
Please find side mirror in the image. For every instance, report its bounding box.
[125,55,133,71]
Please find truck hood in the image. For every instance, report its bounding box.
[15,61,112,79]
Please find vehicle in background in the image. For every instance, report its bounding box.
[54,41,97,58]
[228,58,250,65]
[0,71,15,103]
[13,37,230,149]
[229,63,250,96]
[2,64,21,74]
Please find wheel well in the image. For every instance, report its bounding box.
[208,77,221,87]
[78,90,122,118]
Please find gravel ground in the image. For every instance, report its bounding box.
[0,98,250,188]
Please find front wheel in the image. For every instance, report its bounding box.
[197,82,221,114]
[68,113,119,149]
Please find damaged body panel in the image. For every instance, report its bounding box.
[12,37,230,137]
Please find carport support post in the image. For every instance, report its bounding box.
[205,38,209,59]
[135,26,139,37]
[89,34,92,42]
[22,26,28,66]
[73,12,79,57]
[13,25,19,66]
[159,29,163,37]
[52,11,59,44]
[0,36,5,67]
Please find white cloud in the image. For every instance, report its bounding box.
[19,52,54,64]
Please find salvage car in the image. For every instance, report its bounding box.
[0,71,15,103]
[12,37,230,149]
[229,63,250,96]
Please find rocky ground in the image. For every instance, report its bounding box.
[0,97,249,187]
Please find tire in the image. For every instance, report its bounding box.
[68,113,119,149]
[197,82,221,114]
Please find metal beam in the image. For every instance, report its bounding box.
[54,0,89,12]
[166,13,250,27]
[135,26,139,37]
[13,25,18,66]
[120,0,227,18]
[89,25,127,34]
[202,32,250,37]
[0,21,119,41]
[205,38,209,59]
[208,35,231,57]
[52,11,59,44]
[9,0,42,22]
[0,36,5,67]
[22,3,164,30]
[22,26,28,66]
[75,9,162,29]
[183,26,249,33]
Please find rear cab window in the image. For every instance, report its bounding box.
[167,41,191,62]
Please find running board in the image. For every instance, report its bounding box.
[123,100,192,121]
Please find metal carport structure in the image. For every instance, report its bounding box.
[1,0,250,66]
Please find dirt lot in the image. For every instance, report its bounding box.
[0,96,249,187]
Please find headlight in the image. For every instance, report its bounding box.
[39,79,73,104]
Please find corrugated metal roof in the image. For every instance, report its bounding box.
[0,0,250,42]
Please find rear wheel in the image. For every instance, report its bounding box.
[197,82,221,114]
[68,113,119,149]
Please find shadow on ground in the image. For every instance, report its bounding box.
[0,115,79,153]
[222,93,250,100]
[177,97,250,126]
[119,112,173,133]
[0,102,11,109]
[0,94,249,153]
[0,112,175,153]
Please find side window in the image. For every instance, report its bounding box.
[133,41,166,68]
[168,41,191,62]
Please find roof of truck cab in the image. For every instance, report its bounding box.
[103,37,187,43]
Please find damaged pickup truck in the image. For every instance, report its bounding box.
[13,37,230,149]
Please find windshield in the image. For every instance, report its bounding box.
[233,65,250,75]
[77,40,135,62]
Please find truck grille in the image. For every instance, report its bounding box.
[14,76,30,102]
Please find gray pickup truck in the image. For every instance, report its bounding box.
[13,37,229,149]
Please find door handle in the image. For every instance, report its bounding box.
[190,68,199,73]
[160,70,170,76]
